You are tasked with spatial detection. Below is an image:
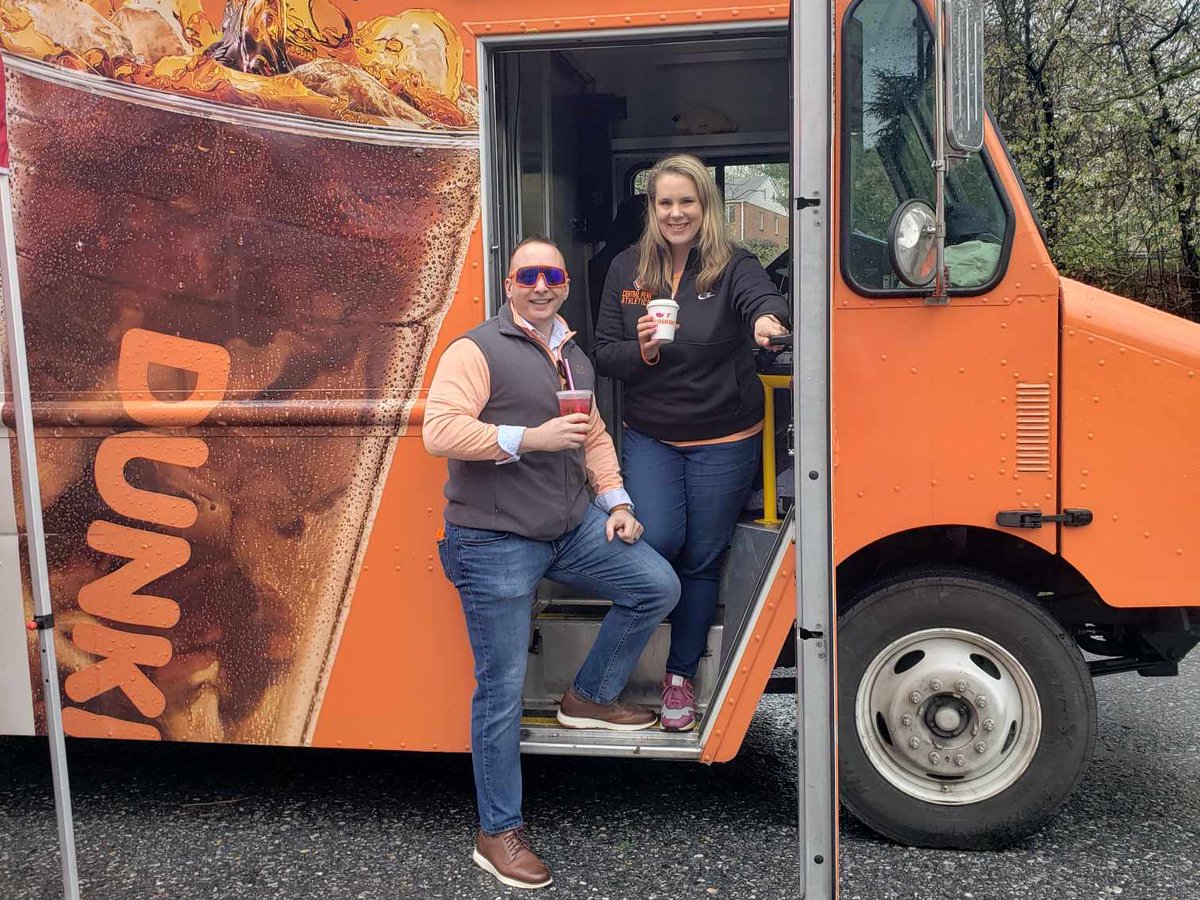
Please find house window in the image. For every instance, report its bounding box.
[726,203,736,225]
[774,217,780,236]
[759,212,765,230]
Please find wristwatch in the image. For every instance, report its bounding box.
[610,503,634,514]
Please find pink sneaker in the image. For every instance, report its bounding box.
[660,674,697,732]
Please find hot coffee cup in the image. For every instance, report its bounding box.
[646,298,679,342]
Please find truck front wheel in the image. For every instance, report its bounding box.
[838,568,1096,849]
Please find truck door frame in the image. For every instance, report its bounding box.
[790,1,838,893]
[474,6,836,896]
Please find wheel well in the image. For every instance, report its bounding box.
[766,525,1200,671]
[837,525,1094,619]
[832,526,1200,671]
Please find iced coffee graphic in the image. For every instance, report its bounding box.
[1,0,479,744]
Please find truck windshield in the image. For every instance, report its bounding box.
[843,0,1011,292]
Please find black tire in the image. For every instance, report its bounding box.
[838,567,1096,849]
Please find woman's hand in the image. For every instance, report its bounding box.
[753,314,789,349]
[636,314,663,363]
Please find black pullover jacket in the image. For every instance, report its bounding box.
[593,245,791,443]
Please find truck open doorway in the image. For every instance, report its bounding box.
[474,19,835,898]
[476,21,794,738]
[478,25,790,348]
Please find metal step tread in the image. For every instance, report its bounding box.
[518,720,703,758]
[735,515,786,533]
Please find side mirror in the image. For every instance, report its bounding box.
[944,0,985,153]
[887,200,938,287]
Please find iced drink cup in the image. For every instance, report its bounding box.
[646,298,680,342]
[6,63,479,747]
[557,390,594,417]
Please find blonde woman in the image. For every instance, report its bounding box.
[593,155,790,731]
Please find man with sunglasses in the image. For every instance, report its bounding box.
[424,236,680,890]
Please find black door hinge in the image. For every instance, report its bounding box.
[796,196,821,211]
[995,508,1093,529]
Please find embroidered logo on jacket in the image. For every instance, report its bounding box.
[621,289,653,306]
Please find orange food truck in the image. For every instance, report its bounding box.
[1,0,1198,894]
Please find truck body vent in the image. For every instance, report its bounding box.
[1016,382,1051,473]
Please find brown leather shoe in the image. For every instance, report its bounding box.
[472,827,552,890]
[556,686,657,731]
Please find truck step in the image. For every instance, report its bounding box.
[518,722,703,759]
[524,620,721,710]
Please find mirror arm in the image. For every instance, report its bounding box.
[929,0,951,305]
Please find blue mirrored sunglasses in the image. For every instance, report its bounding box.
[511,265,568,287]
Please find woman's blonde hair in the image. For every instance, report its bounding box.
[635,154,737,297]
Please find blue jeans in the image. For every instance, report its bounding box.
[621,427,760,679]
[438,504,679,835]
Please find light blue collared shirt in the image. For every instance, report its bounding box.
[498,314,632,515]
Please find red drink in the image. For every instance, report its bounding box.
[557,390,593,417]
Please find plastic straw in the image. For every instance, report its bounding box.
[562,356,576,390]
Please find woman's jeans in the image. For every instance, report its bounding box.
[621,427,760,679]
[439,504,679,835]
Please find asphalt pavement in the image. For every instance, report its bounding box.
[1,660,1196,900]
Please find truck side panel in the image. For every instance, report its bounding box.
[1060,278,1200,607]
[0,0,790,749]
[830,0,1061,564]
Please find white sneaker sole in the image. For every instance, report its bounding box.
[472,849,553,890]
[661,716,698,732]
[555,710,657,731]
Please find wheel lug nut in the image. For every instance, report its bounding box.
[929,752,941,765]
[953,754,966,767]
[901,714,914,726]
[909,691,923,704]
[930,679,943,691]
[975,695,988,708]
[955,680,968,693]
[975,741,988,754]
[983,718,995,732]
[908,737,920,749]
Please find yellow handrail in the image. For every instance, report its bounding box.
[755,374,792,526]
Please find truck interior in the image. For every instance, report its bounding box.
[481,25,795,751]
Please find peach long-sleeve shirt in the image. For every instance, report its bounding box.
[423,320,629,507]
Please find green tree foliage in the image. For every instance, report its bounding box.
[742,238,783,265]
[986,0,1200,316]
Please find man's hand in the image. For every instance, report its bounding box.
[636,313,664,363]
[754,314,789,349]
[520,413,590,453]
[605,507,644,544]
